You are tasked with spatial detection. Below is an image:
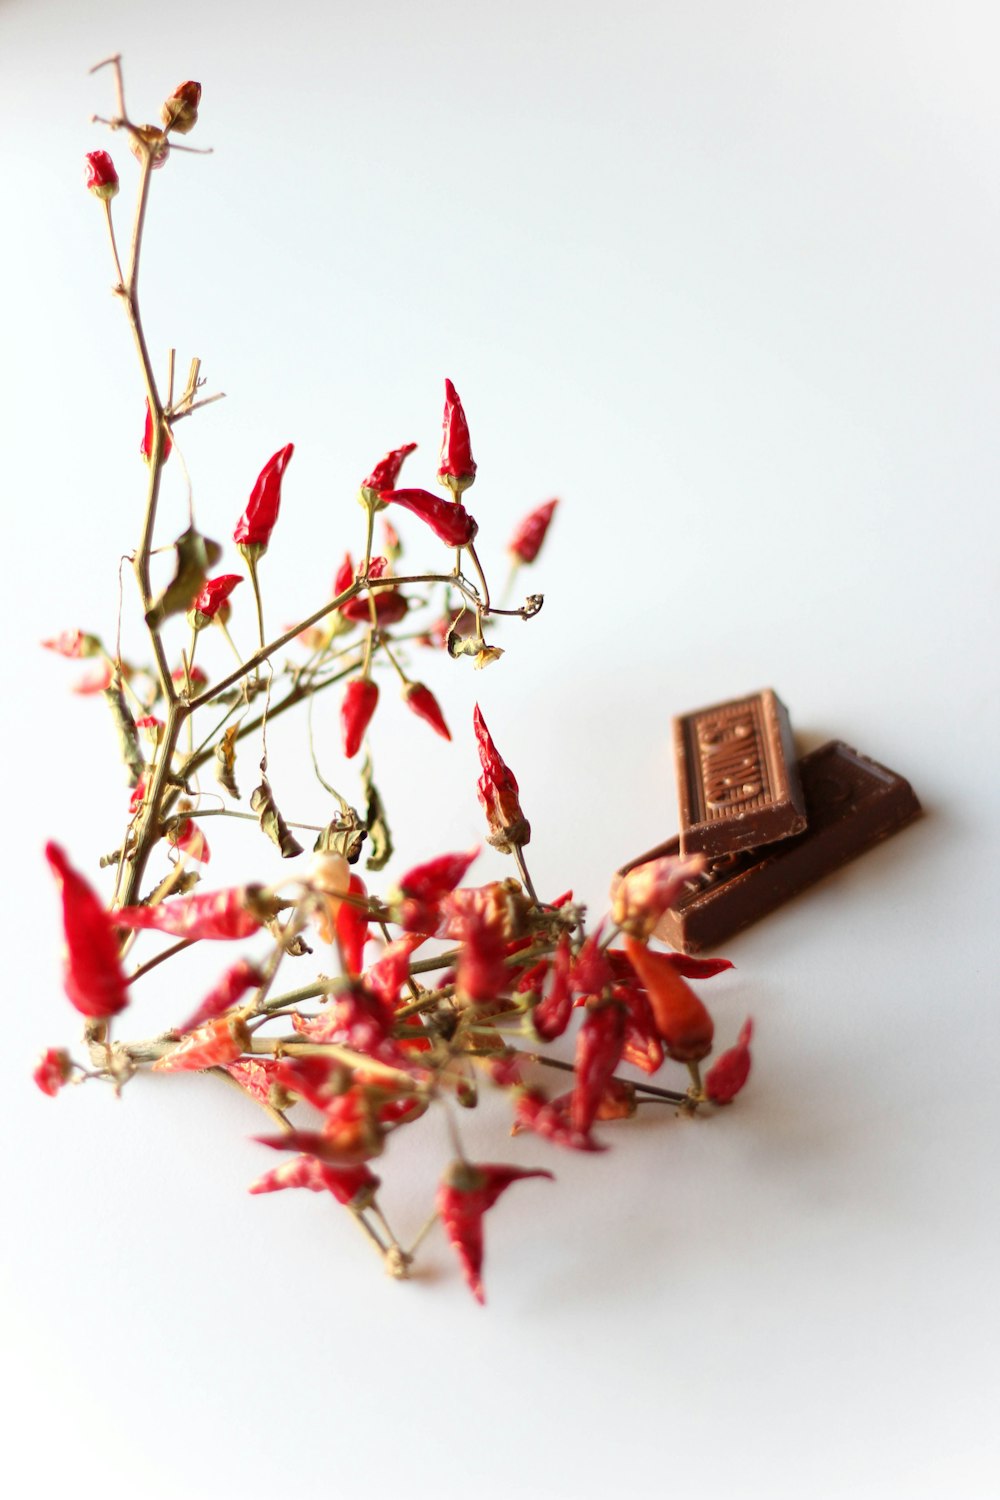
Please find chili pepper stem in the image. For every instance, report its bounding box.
[406,1210,439,1258]
[513,846,539,906]
[522,1051,690,1106]
[466,541,491,613]
[127,937,195,985]
[102,199,126,290]
[686,1061,705,1101]
[219,619,244,668]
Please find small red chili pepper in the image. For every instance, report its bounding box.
[612,979,665,1075]
[622,937,715,1063]
[45,842,129,1019]
[532,933,573,1041]
[33,1048,73,1098]
[437,1160,553,1304]
[233,443,294,559]
[611,853,707,940]
[437,379,477,495]
[657,952,735,979]
[512,1090,604,1152]
[271,1055,346,1111]
[398,848,479,904]
[589,1077,638,1121]
[361,442,417,496]
[41,630,101,659]
[704,1019,753,1104]
[254,1125,383,1167]
[333,552,354,596]
[71,661,113,695]
[189,573,242,626]
[571,998,626,1134]
[84,149,119,200]
[402,681,451,740]
[171,664,208,689]
[225,1056,282,1105]
[340,590,408,626]
[341,677,379,759]
[508,498,558,565]
[336,873,370,975]
[161,80,201,135]
[249,1155,380,1209]
[167,818,211,863]
[473,704,530,854]
[456,910,509,1005]
[114,886,267,940]
[140,399,172,466]
[571,923,613,999]
[153,1013,251,1072]
[364,932,426,1009]
[177,959,263,1035]
[380,488,477,548]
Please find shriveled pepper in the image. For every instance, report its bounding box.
[473,705,530,854]
[436,1160,552,1304]
[45,842,129,1018]
[508,498,558,565]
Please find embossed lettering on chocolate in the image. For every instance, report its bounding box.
[673,689,807,856]
[624,742,921,953]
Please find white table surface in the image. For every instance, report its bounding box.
[2,3,998,1496]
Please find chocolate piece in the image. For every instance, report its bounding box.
[673,689,806,856]
[621,741,921,953]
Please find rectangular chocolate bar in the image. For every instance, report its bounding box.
[673,689,806,856]
[623,741,921,953]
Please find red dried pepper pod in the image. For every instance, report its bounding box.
[341,677,379,759]
[188,573,242,628]
[398,848,479,904]
[45,842,129,1019]
[114,885,268,940]
[364,932,426,1009]
[473,704,530,854]
[33,1047,73,1098]
[532,933,573,1041]
[225,1055,282,1106]
[248,1155,380,1209]
[233,443,294,560]
[571,998,626,1134]
[140,399,172,466]
[171,664,208,691]
[41,629,102,659]
[436,1160,553,1304]
[380,488,477,548]
[622,937,715,1063]
[71,661,113,695]
[508,498,558,565]
[167,818,211,863]
[176,958,263,1034]
[361,442,417,502]
[160,80,201,135]
[153,1013,251,1072]
[402,681,451,740]
[456,909,509,1005]
[333,552,354,597]
[705,1019,753,1104]
[610,977,664,1075]
[84,149,119,200]
[340,590,409,626]
[336,873,370,975]
[437,379,477,495]
[571,923,613,999]
[512,1089,604,1152]
[611,853,707,941]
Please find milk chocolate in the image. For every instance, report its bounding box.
[623,741,921,953]
[673,689,806,856]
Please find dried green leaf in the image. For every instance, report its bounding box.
[250,777,304,859]
[313,806,367,863]
[103,674,144,787]
[361,754,393,872]
[145,526,223,630]
[214,724,241,799]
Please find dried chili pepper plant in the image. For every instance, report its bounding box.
[37,59,754,1304]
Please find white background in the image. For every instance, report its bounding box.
[2,2,998,1496]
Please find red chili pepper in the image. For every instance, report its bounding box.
[403,681,451,740]
[704,1019,753,1104]
[341,677,379,759]
[33,1047,73,1098]
[361,442,417,495]
[512,1090,604,1152]
[612,979,664,1075]
[333,552,354,597]
[71,661,113,695]
[255,1089,385,1164]
[382,517,401,560]
[271,1055,346,1111]
[657,953,735,980]
[571,999,626,1134]
[336,874,370,975]
[508,498,558,565]
[380,488,477,548]
[114,886,267,940]
[365,932,426,1009]
[436,1160,553,1304]
[622,937,715,1063]
[161,80,201,135]
[340,590,408,626]
[84,149,119,200]
[611,853,707,941]
[456,909,509,1005]
[225,1055,282,1105]
[171,664,208,689]
[177,959,263,1035]
[233,443,294,558]
[249,1155,380,1209]
[41,630,101,659]
[189,573,242,625]
[590,1077,638,1121]
[532,933,573,1041]
[571,923,613,999]
[140,400,172,466]
[153,1013,251,1072]
[437,379,477,495]
[45,842,129,1018]
[472,705,530,854]
[398,848,479,904]
[167,818,211,863]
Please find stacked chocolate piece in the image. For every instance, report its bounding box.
[618,690,921,953]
